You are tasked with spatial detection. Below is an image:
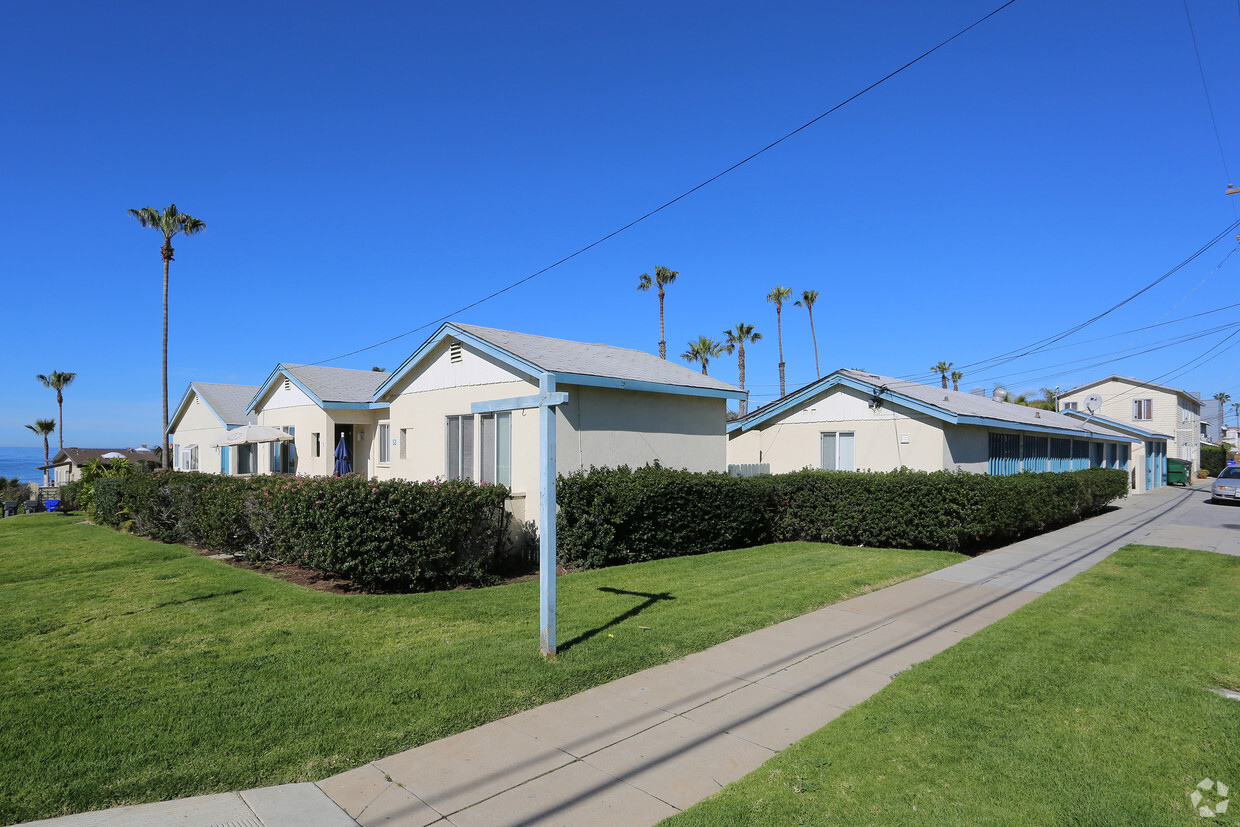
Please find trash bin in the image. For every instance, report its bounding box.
[1166,458,1190,486]
[44,499,60,513]
[23,500,40,514]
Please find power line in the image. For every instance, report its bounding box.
[1183,0,1234,188]
[310,0,1021,366]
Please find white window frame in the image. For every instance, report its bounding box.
[446,415,474,481]
[1062,401,1078,411]
[181,444,199,472]
[378,422,391,465]
[1133,399,1153,421]
[820,431,856,471]
[480,412,512,488]
[171,442,181,470]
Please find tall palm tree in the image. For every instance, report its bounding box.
[680,336,724,375]
[931,361,953,390]
[1233,402,1240,431]
[723,323,762,416]
[637,265,679,359]
[1214,392,1232,433]
[36,370,76,451]
[128,204,207,469]
[950,370,963,392]
[767,285,793,398]
[793,290,821,379]
[26,419,56,486]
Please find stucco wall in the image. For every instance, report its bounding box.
[726,386,949,473]
[168,392,231,474]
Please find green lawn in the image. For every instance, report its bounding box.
[0,514,962,824]
[664,545,1240,826]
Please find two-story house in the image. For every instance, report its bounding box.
[1058,376,1201,472]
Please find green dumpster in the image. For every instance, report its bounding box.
[1166,457,1191,486]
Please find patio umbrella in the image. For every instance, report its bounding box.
[211,424,295,447]
[333,434,352,476]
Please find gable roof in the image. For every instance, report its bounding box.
[41,447,160,469]
[730,369,1138,442]
[375,323,744,401]
[168,382,260,433]
[1060,375,1202,408]
[249,364,390,412]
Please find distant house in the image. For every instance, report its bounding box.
[40,447,160,485]
[727,369,1141,482]
[248,364,390,477]
[372,323,744,526]
[1058,376,1201,472]
[167,382,259,474]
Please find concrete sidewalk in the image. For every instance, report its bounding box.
[23,485,1235,827]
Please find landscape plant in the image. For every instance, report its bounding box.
[35,370,76,450]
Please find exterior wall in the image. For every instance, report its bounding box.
[560,386,726,473]
[942,425,990,473]
[726,386,950,473]
[1060,379,1199,470]
[167,392,231,474]
[380,340,731,527]
[253,379,386,477]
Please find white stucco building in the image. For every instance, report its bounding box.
[728,370,1151,487]
[167,382,259,474]
[1058,375,1201,472]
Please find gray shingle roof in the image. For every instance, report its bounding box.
[194,383,259,426]
[835,370,1137,440]
[281,364,389,404]
[453,324,740,393]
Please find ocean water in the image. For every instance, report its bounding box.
[0,446,50,483]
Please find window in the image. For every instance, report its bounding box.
[446,415,474,481]
[171,443,181,470]
[399,428,408,460]
[820,431,855,471]
[1062,401,1078,411]
[180,444,199,472]
[312,432,321,458]
[269,426,296,473]
[480,412,511,487]
[378,422,391,464]
[1133,399,1153,420]
[238,444,257,474]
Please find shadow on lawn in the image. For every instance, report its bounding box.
[558,586,675,653]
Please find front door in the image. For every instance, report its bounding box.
[333,424,355,475]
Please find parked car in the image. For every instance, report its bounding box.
[1211,466,1240,504]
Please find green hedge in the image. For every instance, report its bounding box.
[556,465,777,569]
[94,472,511,592]
[1202,444,1228,477]
[557,465,1130,568]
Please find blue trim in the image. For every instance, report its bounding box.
[956,415,1138,441]
[552,372,744,400]
[248,365,325,413]
[167,383,230,435]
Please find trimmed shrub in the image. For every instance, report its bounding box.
[1202,444,1228,477]
[556,465,777,569]
[104,472,511,592]
[558,465,1130,568]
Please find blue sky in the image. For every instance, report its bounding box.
[3,0,1239,448]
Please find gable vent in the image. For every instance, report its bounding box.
[450,342,463,364]
[283,379,291,392]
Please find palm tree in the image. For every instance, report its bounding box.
[1233,402,1240,431]
[793,290,821,379]
[680,336,724,375]
[931,361,953,390]
[723,323,762,415]
[950,370,963,392]
[1215,392,1232,433]
[36,370,76,451]
[25,419,56,486]
[129,204,207,469]
[767,285,793,397]
[637,265,679,359]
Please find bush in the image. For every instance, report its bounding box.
[556,465,777,569]
[1202,444,1228,477]
[557,465,1131,568]
[57,480,82,511]
[1,477,32,504]
[105,472,512,592]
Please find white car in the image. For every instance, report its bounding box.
[1212,466,1240,504]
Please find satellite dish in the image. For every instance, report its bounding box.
[1084,394,1103,413]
